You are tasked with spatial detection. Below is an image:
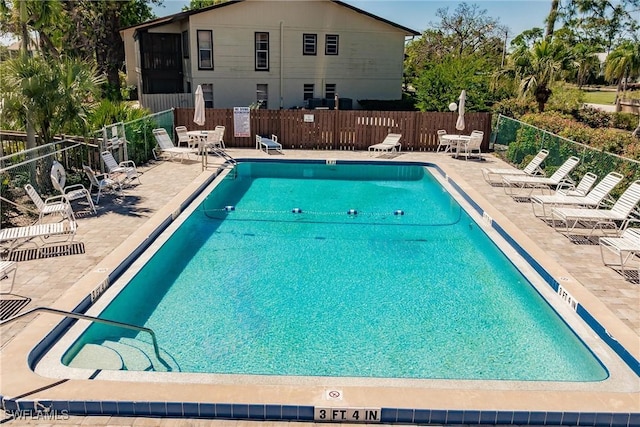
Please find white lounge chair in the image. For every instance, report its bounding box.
[24,184,73,222]
[0,218,77,256]
[50,161,96,214]
[83,165,122,204]
[556,171,598,197]
[101,151,140,185]
[256,134,283,153]
[503,156,580,197]
[0,260,18,294]
[599,227,640,275]
[368,133,402,153]
[531,172,622,219]
[152,128,199,162]
[551,180,640,237]
[481,149,549,185]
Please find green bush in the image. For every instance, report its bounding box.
[612,112,638,131]
[546,83,584,114]
[491,98,537,119]
[519,112,639,160]
[573,107,611,128]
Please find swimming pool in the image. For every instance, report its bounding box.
[59,161,606,381]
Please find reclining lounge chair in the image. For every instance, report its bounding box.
[502,156,580,197]
[481,149,549,185]
[153,128,199,162]
[550,180,640,237]
[531,172,621,219]
[368,133,402,153]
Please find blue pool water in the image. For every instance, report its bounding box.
[64,162,607,381]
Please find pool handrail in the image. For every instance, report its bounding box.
[0,306,171,371]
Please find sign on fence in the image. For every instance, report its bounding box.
[233,107,251,138]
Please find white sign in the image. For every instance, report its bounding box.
[233,107,251,137]
[304,114,314,123]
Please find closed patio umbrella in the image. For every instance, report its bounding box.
[455,90,466,131]
[194,85,205,126]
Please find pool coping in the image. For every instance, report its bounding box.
[1,157,639,426]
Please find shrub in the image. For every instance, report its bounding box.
[573,107,611,128]
[546,83,584,114]
[612,112,638,131]
[491,97,536,119]
[518,112,638,159]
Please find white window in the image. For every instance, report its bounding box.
[325,34,339,55]
[303,34,317,55]
[303,84,314,100]
[197,30,213,69]
[202,84,214,108]
[255,32,269,71]
[257,84,268,109]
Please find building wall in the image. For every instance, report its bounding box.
[125,0,411,109]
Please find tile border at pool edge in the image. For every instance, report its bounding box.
[1,157,638,424]
[0,399,638,427]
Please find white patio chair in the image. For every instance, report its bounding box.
[24,184,73,222]
[435,130,449,152]
[175,126,191,147]
[481,149,549,185]
[101,150,141,185]
[551,180,640,237]
[455,131,483,161]
[531,172,622,219]
[205,126,226,151]
[83,165,122,204]
[50,161,96,215]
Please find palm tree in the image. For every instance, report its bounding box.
[513,39,571,112]
[604,40,640,103]
[571,43,601,88]
[545,0,561,39]
[1,54,106,145]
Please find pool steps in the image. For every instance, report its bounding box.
[69,338,180,372]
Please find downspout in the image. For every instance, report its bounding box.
[280,21,284,109]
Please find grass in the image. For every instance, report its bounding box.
[582,90,617,105]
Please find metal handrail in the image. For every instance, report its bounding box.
[0,306,170,370]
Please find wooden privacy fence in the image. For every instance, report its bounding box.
[174,109,493,152]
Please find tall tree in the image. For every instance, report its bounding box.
[604,40,640,101]
[513,39,572,112]
[405,2,506,87]
[545,0,561,39]
[544,0,640,52]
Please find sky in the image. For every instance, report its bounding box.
[153,0,552,42]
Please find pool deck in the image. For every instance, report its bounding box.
[1,149,638,426]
